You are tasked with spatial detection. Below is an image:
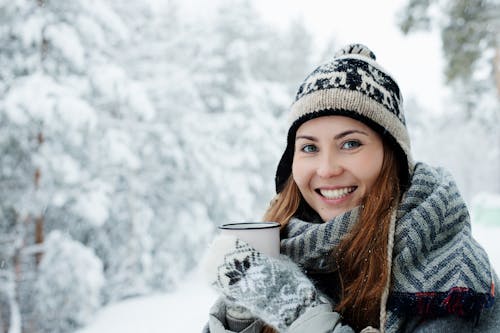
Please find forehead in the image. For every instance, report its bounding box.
[296,115,375,134]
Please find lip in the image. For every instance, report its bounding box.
[316,185,354,190]
[315,186,357,203]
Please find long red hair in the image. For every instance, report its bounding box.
[262,138,404,332]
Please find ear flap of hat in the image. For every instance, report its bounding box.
[275,132,295,193]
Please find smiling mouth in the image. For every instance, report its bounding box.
[316,187,357,200]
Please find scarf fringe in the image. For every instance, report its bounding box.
[388,285,495,321]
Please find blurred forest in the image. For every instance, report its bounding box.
[0,0,498,332]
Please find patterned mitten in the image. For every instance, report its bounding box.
[202,235,326,332]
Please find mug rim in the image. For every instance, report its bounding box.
[219,222,280,230]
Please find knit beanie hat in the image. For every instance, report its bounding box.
[275,43,413,193]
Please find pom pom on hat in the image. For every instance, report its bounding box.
[334,43,376,60]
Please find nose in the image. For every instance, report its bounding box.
[316,151,343,178]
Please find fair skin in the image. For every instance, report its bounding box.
[292,115,384,221]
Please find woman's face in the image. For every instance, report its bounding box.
[292,115,384,221]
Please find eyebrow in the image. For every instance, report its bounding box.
[295,129,369,141]
[334,130,369,139]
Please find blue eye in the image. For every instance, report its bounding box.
[301,144,318,153]
[341,140,361,150]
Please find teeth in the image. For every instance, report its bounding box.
[319,187,355,199]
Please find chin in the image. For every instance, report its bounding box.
[319,207,356,222]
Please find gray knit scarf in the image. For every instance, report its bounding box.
[280,163,495,332]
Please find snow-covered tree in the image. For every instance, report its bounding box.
[103,0,316,293]
[0,0,155,330]
[33,231,104,333]
[0,0,316,331]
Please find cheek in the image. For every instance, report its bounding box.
[359,149,384,188]
[292,159,308,189]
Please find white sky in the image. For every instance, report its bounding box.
[250,0,448,113]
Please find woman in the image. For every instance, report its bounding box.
[202,44,499,332]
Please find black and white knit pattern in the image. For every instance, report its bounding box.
[203,235,323,332]
[294,58,404,123]
[392,165,492,293]
[384,164,495,330]
[281,163,495,332]
[281,207,360,271]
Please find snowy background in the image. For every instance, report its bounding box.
[0,0,499,333]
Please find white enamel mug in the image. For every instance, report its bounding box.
[219,222,281,257]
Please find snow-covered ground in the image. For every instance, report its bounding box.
[75,270,218,333]
[76,224,500,333]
